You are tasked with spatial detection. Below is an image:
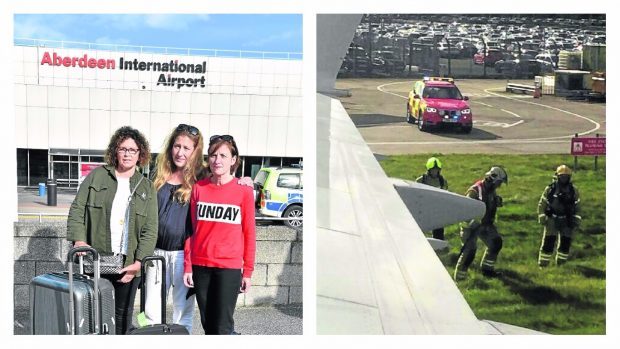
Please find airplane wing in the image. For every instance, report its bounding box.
[316,14,545,335]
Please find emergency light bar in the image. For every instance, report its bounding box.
[423,76,454,83]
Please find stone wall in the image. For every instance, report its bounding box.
[14,222,302,310]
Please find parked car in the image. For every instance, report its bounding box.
[437,42,461,58]
[254,166,303,229]
[535,53,558,68]
[406,77,473,133]
[374,50,406,73]
[455,41,478,58]
[473,49,504,66]
[343,44,371,75]
[495,57,545,76]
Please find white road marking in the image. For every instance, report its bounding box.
[473,120,524,128]
[359,123,411,128]
[370,81,602,144]
[484,87,601,135]
[494,94,535,99]
[505,120,525,128]
[471,101,494,108]
[500,109,521,118]
[465,93,492,98]
[368,138,575,146]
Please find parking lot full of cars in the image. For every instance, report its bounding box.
[339,14,605,79]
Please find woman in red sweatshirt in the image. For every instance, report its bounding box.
[183,134,256,335]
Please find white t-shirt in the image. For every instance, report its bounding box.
[110,176,131,255]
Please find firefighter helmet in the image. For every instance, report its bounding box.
[556,165,572,176]
[426,157,442,170]
[485,166,508,184]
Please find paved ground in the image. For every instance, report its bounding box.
[335,78,606,155]
[17,187,74,217]
[15,303,303,335]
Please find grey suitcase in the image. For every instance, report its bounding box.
[29,247,116,335]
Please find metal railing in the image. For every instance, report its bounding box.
[14,38,303,60]
[17,212,70,222]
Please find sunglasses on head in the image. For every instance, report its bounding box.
[209,134,235,145]
[176,124,199,136]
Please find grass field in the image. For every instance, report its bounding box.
[380,154,606,334]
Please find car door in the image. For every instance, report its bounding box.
[413,81,424,119]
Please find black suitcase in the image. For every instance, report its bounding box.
[127,255,189,335]
[29,246,116,335]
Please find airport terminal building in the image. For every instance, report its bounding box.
[14,40,303,187]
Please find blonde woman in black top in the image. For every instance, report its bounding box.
[144,124,205,332]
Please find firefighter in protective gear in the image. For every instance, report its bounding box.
[454,166,507,281]
[416,157,449,240]
[537,165,581,267]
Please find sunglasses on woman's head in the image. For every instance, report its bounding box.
[176,124,199,136]
[209,135,235,145]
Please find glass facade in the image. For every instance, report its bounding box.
[17,148,302,188]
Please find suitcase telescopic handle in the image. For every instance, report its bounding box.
[140,255,167,324]
[67,246,101,335]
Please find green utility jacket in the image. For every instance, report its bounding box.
[67,165,158,274]
[415,173,448,190]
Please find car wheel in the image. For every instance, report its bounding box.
[406,103,412,123]
[283,205,303,229]
[462,125,472,134]
[418,115,426,132]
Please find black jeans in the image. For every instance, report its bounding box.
[101,274,141,335]
[432,227,445,240]
[192,265,242,335]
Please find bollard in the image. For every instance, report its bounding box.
[38,183,46,197]
[46,178,57,206]
[533,81,542,98]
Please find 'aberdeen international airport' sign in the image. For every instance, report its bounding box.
[40,51,207,89]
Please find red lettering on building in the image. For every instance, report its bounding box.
[40,51,115,69]
[40,52,52,65]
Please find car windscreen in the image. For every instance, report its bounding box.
[254,170,269,187]
[423,86,463,99]
[277,173,302,189]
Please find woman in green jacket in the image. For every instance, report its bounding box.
[67,126,158,334]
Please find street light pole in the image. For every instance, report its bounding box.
[444,35,452,77]
[481,34,488,78]
[368,15,373,76]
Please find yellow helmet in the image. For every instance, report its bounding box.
[556,165,572,176]
[426,157,442,170]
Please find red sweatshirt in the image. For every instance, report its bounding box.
[184,178,256,278]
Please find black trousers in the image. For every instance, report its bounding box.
[192,265,242,335]
[432,227,445,240]
[101,274,141,335]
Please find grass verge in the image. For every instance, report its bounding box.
[380,153,606,334]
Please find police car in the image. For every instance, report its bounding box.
[253,166,303,229]
[406,77,473,133]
